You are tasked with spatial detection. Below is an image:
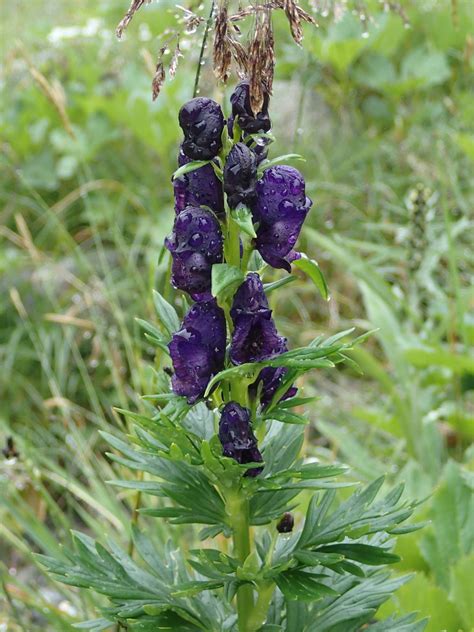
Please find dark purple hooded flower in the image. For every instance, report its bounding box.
[218,402,263,477]
[179,97,225,160]
[230,273,286,365]
[165,206,223,301]
[223,142,257,209]
[230,81,271,134]
[168,300,226,403]
[173,146,224,218]
[253,165,312,272]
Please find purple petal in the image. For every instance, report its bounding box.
[174,146,224,218]
[179,97,225,160]
[230,81,271,134]
[230,273,287,364]
[166,206,223,299]
[223,142,257,209]
[168,300,226,403]
[253,165,309,224]
[218,402,263,476]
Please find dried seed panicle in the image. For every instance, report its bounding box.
[213,5,232,81]
[152,62,166,100]
[169,42,183,78]
[249,11,275,113]
[116,0,151,39]
[284,0,303,45]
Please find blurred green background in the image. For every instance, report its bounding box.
[1,0,473,629]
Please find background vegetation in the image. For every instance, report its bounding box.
[1,0,473,629]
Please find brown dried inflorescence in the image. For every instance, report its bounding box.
[115,0,316,105]
[248,10,275,114]
[283,0,303,44]
[213,4,232,82]
[116,0,151,39]
[152,62,166,101]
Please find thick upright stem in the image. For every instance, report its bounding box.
[228,492,254,632]
[247,581,275,632]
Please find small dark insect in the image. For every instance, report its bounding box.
[164,366,174,377]
[2,436,19,459]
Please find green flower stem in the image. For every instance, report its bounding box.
[247,581,275,632]
[228,492,254,632]
[227,215,241,269]
[241,242,253,271]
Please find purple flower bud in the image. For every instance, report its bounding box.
[228,116,272,164]
[230,273,287,365]
[179,97,225,160]
[250,136,271,164]
[174,146,224,218]
[230,81,271,134]
[276,512,294,533]
[253,166,312,271]
[223,142,257,209]
[218,402,263,477]
[168,300,226,403]
[251,365,298,409]
[165,206,223,301]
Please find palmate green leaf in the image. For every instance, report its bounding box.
[293,253,330,301]
[250,488,301,525]
[298,477,419,549]
[305,570,416,632]
[152,290,180,336]
[102,430,227,527]
[38,534,219,631]
[276,569,338,601]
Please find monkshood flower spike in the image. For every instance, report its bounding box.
[42,79,425,632]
